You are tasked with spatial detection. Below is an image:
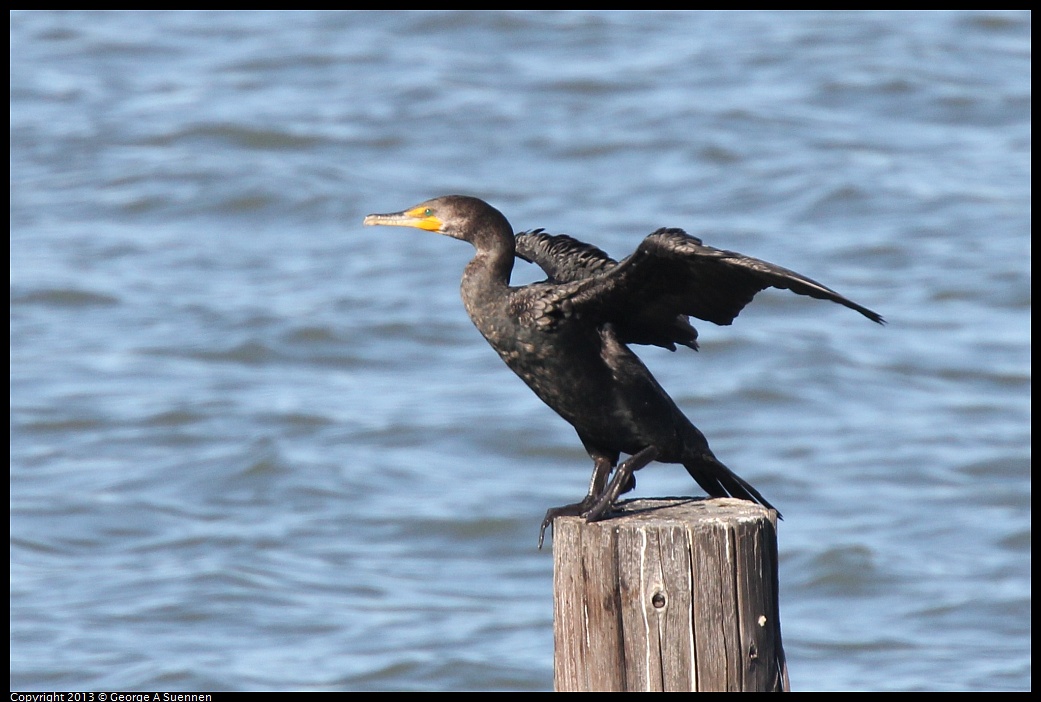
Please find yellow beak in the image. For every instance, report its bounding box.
[363,206,443,232]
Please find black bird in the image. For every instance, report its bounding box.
[363,195,883,546]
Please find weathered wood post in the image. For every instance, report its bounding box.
[552,498,788,692]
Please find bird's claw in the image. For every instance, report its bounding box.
[538,500,596,549]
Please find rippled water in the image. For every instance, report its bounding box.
[10,10,1030,691]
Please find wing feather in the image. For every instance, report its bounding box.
[572,227,884,328]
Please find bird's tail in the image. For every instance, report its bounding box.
[682,453,781,518]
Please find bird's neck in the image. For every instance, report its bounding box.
[466,226,516,285]
[460,232,515,318]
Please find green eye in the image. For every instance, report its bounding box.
[424,209,432,216]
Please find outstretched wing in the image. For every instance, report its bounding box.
[515,229,617,282]
[515,229,700,350]
[571,227,885,328]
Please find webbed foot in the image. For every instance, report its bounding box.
[538,499,593,550]
[538,446,659,549]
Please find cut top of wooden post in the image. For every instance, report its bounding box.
[552,498,788,692]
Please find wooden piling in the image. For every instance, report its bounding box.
[551,498,788,692]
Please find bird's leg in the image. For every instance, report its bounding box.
[582,446,658,523]
[586,453,615,502]
[538,455,615,549]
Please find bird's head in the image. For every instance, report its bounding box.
[363,195,512,245]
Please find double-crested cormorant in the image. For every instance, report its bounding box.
[364,195,883,546]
